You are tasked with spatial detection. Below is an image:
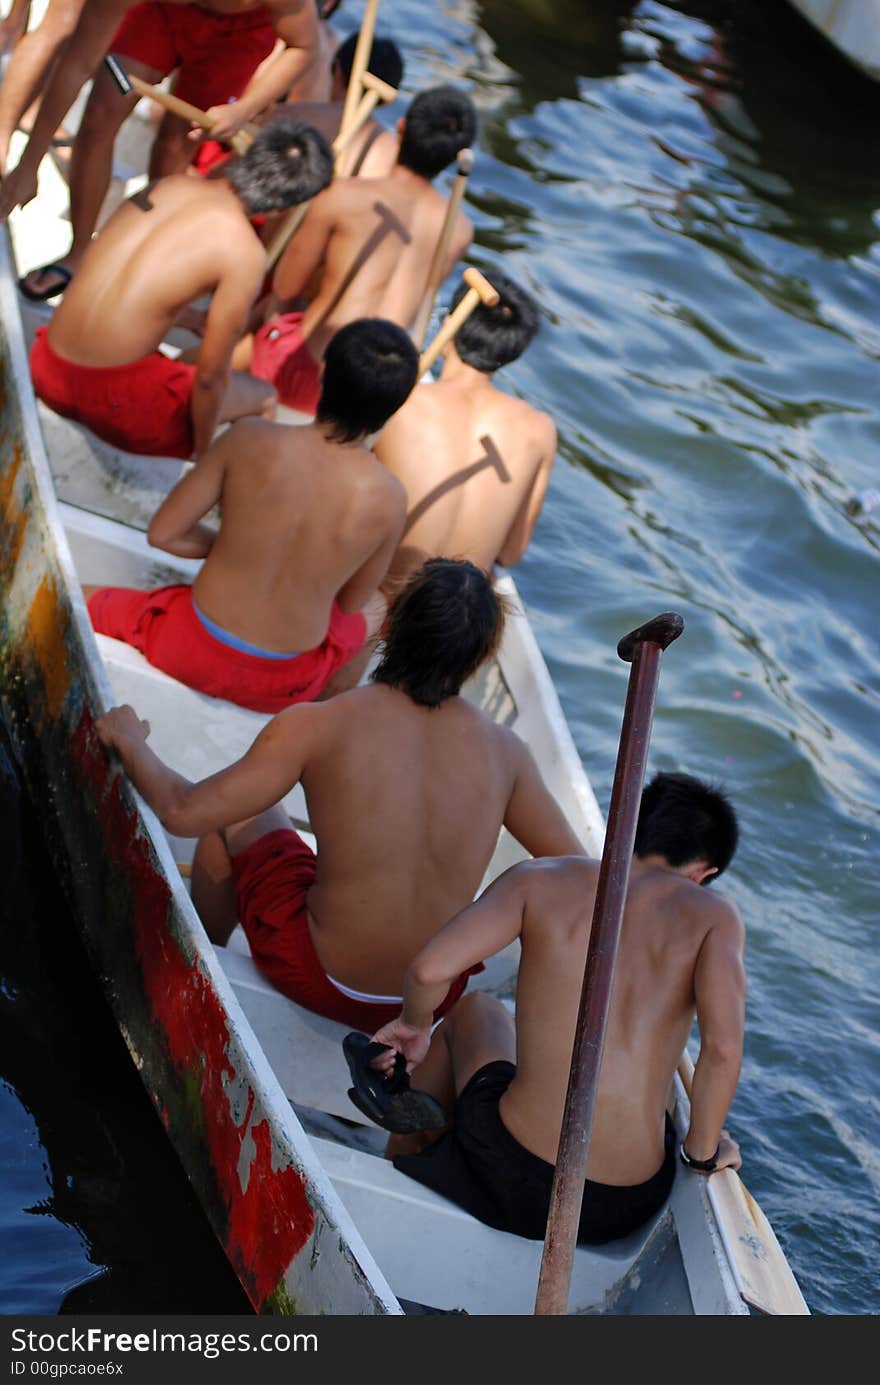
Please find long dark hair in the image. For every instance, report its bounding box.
[372,558,505,708]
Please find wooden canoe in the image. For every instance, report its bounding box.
[0,95,807,1314]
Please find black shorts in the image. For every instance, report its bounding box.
[393,1060,676,1244]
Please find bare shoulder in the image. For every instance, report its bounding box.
[689,882,745,947]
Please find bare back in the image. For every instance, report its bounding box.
[192,419,405,650]
[504,857,742,1184]
[273,167,472,356]
[272,99,396,177]
[374,369,556,581]
[299,685,525,991]
[48,177,264,367]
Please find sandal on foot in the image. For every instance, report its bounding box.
[343,1031,447,1134]
[19,261,73,302]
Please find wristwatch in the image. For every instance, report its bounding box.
[679,1142,719,1172]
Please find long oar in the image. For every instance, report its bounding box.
[533,611,684,1316]
[264,75,396,272]
[417,266,499,375]
[676,1052,809,1315]
[104,54,254,156]
[338,0,381,142]
[412,147,474,349]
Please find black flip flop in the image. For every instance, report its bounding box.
[342,1031,447,1134]
[19,262,73,303]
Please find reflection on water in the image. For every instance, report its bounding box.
[0,731,250,1313]
[2,0,878,1316]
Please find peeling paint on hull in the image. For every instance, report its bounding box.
[0,232,397,1317]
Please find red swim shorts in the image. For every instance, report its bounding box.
[111,2,276,111]
[232,829,483,1029]
[87,584,367,713]
[30,327,195,458]
[251,312,322,415]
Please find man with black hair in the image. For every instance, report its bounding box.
[374,268,557,584]
[30,117,333,458]
[368,771,745,1246]
[95,558,584,1029]
[242,85,476,414]
[83,317,417,708]
[276,29,403,177]
[195,28,402,180]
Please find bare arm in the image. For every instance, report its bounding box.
[372,863,532,1069]
[686,904,746,1167]
[191,250,265,455]
[271,192,334,304]
[203,0,319,137]
[146,433,233,558]
[496,416,556,568]
[0,0,123,215]
[334,479,407,615]
[95,702,320,839]
[502,732,584,857]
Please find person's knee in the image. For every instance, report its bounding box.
[48,2,82,39]
[259,383,278,420]
[78,82,128,139]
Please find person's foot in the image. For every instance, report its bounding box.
[18,259,75,302]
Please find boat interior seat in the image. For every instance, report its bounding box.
[312,1131,678,1316]
[216,937,519,1128]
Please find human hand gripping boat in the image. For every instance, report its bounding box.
[0,28,808,1315]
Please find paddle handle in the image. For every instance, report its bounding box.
[332,75,397,175]
[412,147,474,349]
[417,266,498,375]
[265,200,310,271]
[339,0,381,141]
[106,57,254,156]
[534,612,684,1316]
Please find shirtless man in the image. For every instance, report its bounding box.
[29,117,333,458]
[276,29,402,177]
[367,771,744,1246]
[194,31,402,182]
[4,0,325,299]
[95,558,584,1029]
[85,317,417,709]
[243,84,476,415]
[373,270,557,586]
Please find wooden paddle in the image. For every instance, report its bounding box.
[417,266,500,376]
[338,0,381,142]
[533,611,685,1316]
[104,54,254,156]
[263,76,396,273]
[412,148,475,349]
[676,1051,809,1315]
[333,70,398,175]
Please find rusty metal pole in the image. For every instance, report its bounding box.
[534,611,684,1316]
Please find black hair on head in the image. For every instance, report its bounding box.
[318,0,343,17]
[397,86,477,179]
[634,771,739,881]
[226,118,333,215]
[372,558,506,708]
[451,269,539,372]
[317,318,418,443]
[334,32,404,89]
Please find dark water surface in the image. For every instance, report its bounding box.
[2,0,878,1315]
